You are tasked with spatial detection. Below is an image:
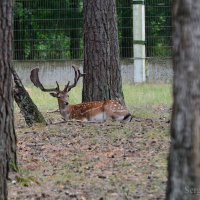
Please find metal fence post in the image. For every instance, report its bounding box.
[133,0,146,83]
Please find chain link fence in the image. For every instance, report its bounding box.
[145,0,172,58]
[14,0,172,61]
[14,0,83,60]
[14,0,134,61]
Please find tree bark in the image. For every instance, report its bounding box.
[0,0,17,199]
[0,151,7,200]
[82,0,124,104]
[11,67,47,127]
[167,1,200,200]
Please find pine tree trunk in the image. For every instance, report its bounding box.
[11,67,47,127]
[0,152,7,200]
[167,1,200,199]
[82,0,124,104]
[0,0,16,199]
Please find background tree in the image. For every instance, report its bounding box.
[0,0,17,199]
[82,0,124,104]
[167,0,200,199]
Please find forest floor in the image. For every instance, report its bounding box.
[8,106,170,200]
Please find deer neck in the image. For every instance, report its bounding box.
[57,99,71,120]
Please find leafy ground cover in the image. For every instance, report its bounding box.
[9,84,172,200]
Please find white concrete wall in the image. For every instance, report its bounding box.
[14,59,173,86]
[146,58,173,83]
[14,59,135,86]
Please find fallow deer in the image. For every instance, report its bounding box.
[30,66,132,122]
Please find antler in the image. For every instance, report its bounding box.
[30,68,60,92]
[63,66,85,92]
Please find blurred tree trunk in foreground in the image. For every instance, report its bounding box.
[167,1,200,200]
[0,0,17,199]
[82,0,124,105]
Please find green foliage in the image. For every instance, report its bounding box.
[14,0,172,60]
[117,0,133,58]
[146,0,172,57]
[14,0,83,60]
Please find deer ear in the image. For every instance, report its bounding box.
[49,92,58,97]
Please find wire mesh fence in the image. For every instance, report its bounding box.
[14,0,133,61]
[14,0,83,60]
[145,0,172,58]
[117,0,133,59]
[14,0,172,61]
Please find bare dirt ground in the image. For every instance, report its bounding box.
[8,107,170,200]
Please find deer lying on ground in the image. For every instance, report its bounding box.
[30,66,132,122]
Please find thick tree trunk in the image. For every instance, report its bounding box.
[166,1,200,200]
[0,152,7,200]
[11,67,47,127]
[82,0,124,104]
[0,0,17,199]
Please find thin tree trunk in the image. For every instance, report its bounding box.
[166,1,200,199]
[82,0,124,105]
[0,0,16,199]
[11,67,47,127]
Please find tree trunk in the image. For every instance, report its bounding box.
[166,1,200,200]
[0,151,7,200]
[0,0,17,199]
[11,67,47,127]
[82,0,124,104]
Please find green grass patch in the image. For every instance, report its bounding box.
[123,84,172,118]
[124,83,172,107]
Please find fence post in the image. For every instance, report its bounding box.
[133,0,146,83]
